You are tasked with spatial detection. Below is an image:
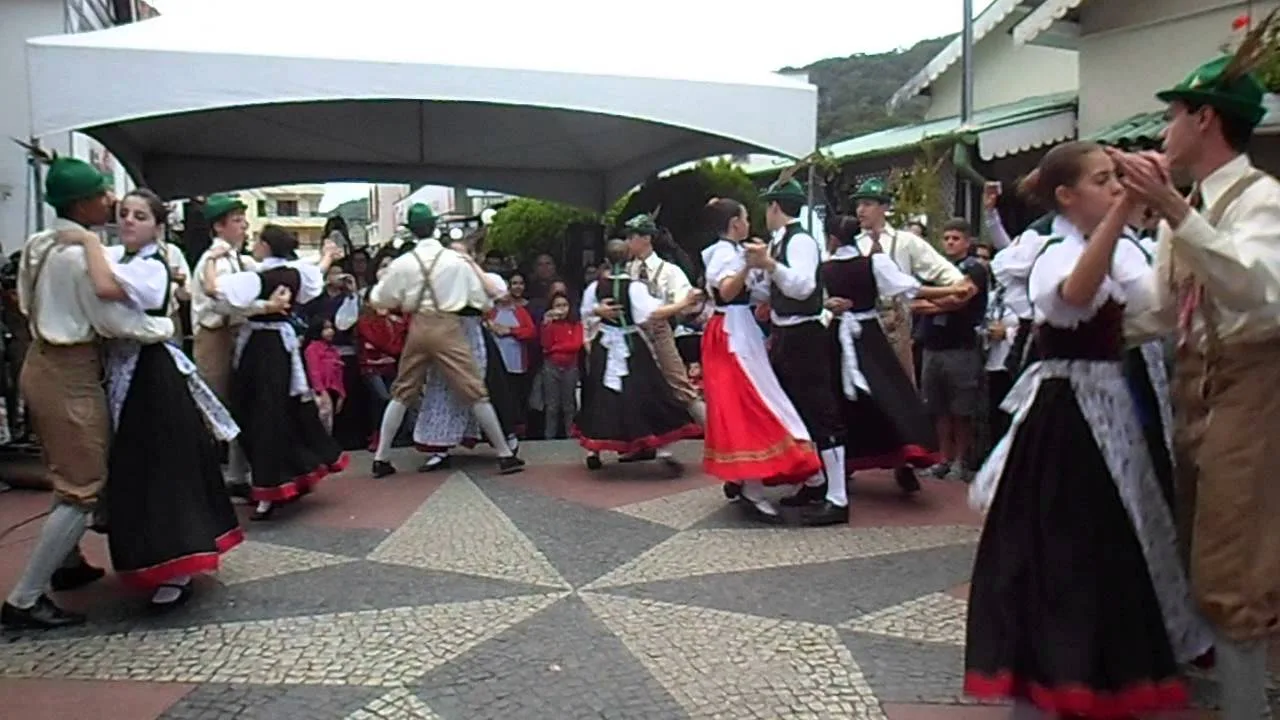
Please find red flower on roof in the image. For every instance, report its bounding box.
[1233,14,1251,31]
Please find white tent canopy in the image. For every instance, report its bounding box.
[24,0,817,210]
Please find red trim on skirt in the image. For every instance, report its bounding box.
[117,527,246,590]
[700,316,821,485]
[249,453,349,503]
[846,445,941,472]
[571,423,702,454]
[964,670,1188,719]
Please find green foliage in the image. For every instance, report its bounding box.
[485,198,597,260]
[886,143,948,240]
[613,160,766,266]
[788,35,952,144]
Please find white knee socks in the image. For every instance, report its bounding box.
[375,399,408,461]
[470,401,513,457]
[226,440,250,484]
[822,447,848,507]
[1215,633,1271,720]
[7,504,89,608]
[688,399,707,428]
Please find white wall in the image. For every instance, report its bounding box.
[0,0,69,254]
[926,13,1079,120]
[1078,0,1280,135]
[1,0,136,254]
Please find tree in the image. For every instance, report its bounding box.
[612,160,766,275]
[886,142,949,242]
[484,198,598,261]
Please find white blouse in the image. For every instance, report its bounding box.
[1028,215,1157,329]
[218,256,326,310]
[828,245,921,301]
[579,277,664,326]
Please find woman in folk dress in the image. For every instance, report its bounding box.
[75,189,243,608]
[574,239,702,472]
[212,225,348,520]
[698,198,820,522]
[964,142,1211,717]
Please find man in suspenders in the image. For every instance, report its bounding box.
[368,204,524,478]
[1115,49,1280,720]
[2,158,174,629]
[191,194,256,494]
[745,176,848,526]
[851,179,971,492]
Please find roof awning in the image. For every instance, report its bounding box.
[24,0,817,210]
[1013,0,1087,46]
[887,0,1027,111]
[1085,111,1166,148]
[821,92,1077,165]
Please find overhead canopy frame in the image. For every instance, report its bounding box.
[25,1,817,210]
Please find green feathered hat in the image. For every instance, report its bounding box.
[850,178,892,205]
[760,177,807,203]
[623,213,659,236]
[1156,55,1268,127]
[202,193,247,224]
[44,157,111,210]
[406,203,436,228]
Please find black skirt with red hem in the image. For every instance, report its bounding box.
[573,332,698,456]
[834,320,939,472]
[117,527,245,589]
[233,330,343,504]
[107,343,243,588]
[965,379,1186,718]
[964,670,1188,719]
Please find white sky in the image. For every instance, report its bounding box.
[145,0,995,211]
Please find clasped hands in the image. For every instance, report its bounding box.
[594,288,705,321]
[1104,148,1191,226]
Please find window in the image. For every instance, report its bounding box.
[256,200,267,216]
[276,200,299,217]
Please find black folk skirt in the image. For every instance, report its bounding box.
[482,330,523,437]
[572,332,700,454]
[232,330,347,504]
[107,343,243,589]
[964,378,1187,717]
[835,319,940,471]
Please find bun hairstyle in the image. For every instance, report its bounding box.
[704,197,744,235]
[1017,140,1104,210]
[824,214,861,246]
[258,224,299,260]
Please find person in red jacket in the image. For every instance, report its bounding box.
[536,292,584,439]
[356,293,408,451]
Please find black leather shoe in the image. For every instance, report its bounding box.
[895,466,922,494]
[371,460,396,478]
[802,501,850,527]
[417,454,452,473]
[722,483,742,501]
[226,482,252,500]
[498,456,526,475]
[780,483,827,507]
[1,595,85,630]
[585,455,603,471]
[50,563,105,592]
[740,498,784,525]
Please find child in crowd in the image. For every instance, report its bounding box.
[304,317,346,434]
[537,292,584,439]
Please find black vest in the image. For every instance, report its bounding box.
[595,275,636,327]
[120,249,171,319]
[768,223,823,319]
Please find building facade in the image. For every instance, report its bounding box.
[239,184,329,250]
[0,0,152,253]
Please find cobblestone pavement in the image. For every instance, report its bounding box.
[0,441,1268,719]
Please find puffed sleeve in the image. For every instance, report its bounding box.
[217,270,265,310]
[627,281,664,325]
[1111,236,1159,317]
[1029,240,1102,328]
[580,281,599,320]
[108,249,170,312]
[870,254,921,300]
[291,261,325,305]
[485,272,509,298]
[368,254,413,311]
[705,243,744,285]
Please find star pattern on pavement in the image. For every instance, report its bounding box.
[0,467,989,719]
